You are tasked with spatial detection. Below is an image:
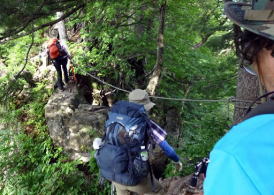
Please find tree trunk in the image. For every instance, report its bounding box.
[56,12,68,42]
[55,12,70,64]
[233,68,260,124]
[232,24,261,124]
[146,2,166,95]
[56,12,70,56]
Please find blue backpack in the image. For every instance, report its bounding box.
[95,100,150,186]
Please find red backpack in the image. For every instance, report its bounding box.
[48,38,61,59]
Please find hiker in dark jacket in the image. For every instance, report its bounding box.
[94,89,182,195]
[204,1,274,194]
[47,36,71,91]
[128,89,182,167]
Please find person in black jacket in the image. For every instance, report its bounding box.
[47,36,71,91]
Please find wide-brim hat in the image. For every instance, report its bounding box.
[128,89,155,111]
[224,0,274,41]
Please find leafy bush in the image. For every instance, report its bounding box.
[0,82,106,195]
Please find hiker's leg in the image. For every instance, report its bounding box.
[126,175,163,195]
[60,57,69,83]
[53,60,64,90]
[143,177,164,195]
[112,182,130,195]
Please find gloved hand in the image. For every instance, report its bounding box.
[173,161,183,172]
[93,137,102,150]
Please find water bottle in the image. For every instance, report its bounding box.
[140,146,148,161]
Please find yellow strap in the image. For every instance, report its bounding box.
[244,10,274,21]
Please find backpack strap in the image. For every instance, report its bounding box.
[142,117,155,189]
[125,141,135,177]
[245,90,274,114]
[143,115,150,147]
[148,159,154,190]
[245,99,274,120]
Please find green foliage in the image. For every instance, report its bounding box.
[0,0,240,192]
[0,82,103,194]
[144,0,237,177]
[179,102,232,174]
[0,0,82,39]
[69,0,160,89]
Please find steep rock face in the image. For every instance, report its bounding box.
[45,84,108,162]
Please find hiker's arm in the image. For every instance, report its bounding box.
[59,40,71,58]
[62,46,70,58]
[159,140,180,162]
[204,150,258,194]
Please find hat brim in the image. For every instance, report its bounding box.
[224,2,274,41]
[144,102,155,111]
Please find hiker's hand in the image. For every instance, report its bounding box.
[93,138,102,150]
[174,161,183,172]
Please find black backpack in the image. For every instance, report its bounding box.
[95,100,151,186]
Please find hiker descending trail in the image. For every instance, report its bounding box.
[93,89,182,195]
[204,1,274,194]
[47,35,71,91]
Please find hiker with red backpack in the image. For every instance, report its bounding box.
[47,36,71,91]
[93,89,182,195]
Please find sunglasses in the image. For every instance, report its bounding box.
[241,47,274,76]
[239,35,274,76]
[242,64,257,76]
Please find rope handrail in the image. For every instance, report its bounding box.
[85,72,255,104]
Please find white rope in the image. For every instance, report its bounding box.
[87,73,130,93]
[86,73,254,103]
[149,95,228,102]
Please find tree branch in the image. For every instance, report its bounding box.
[146,1,166,95]
[0,4,85,44]
[3,0,47,44]
[192,18,228,49]
[15,29,35,79]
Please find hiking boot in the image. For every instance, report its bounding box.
[56,87,64,92]
[54,84,64,91]
[65,77,70,84]
[54,81,65,89]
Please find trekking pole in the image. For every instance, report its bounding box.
[190,157,209,187]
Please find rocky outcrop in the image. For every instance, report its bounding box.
[44,84,170,173]
[44,83,202,193]
[45,84,108,162]
[160,175,204,195]
[0,61,7,78]
[32,58,56,89]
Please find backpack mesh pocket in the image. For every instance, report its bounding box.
[133,156,149,178]
[96,143,129,174]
